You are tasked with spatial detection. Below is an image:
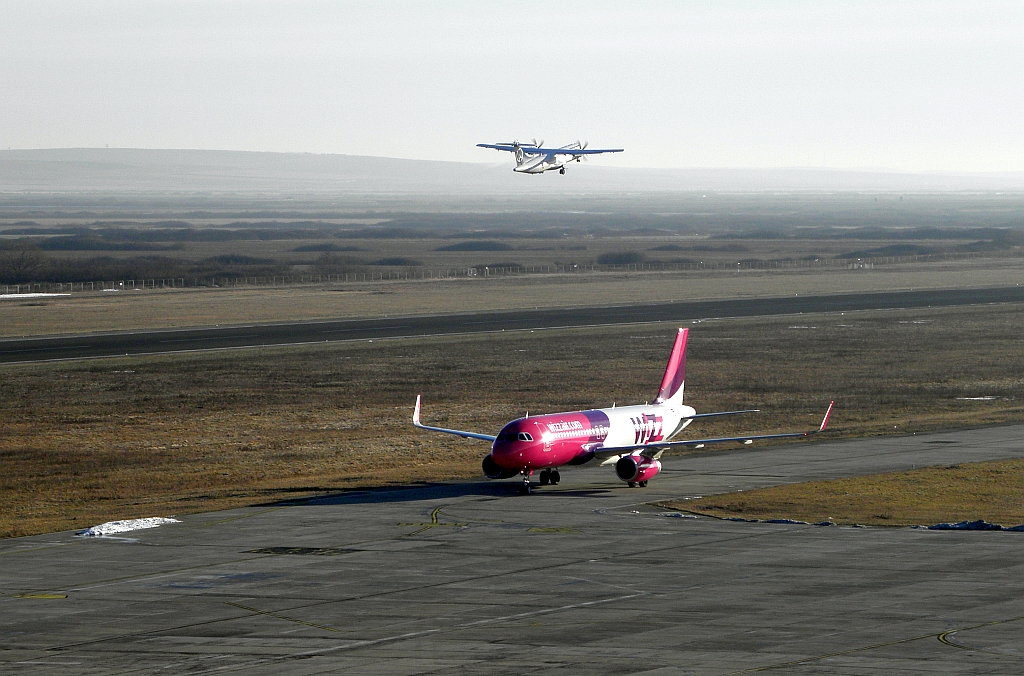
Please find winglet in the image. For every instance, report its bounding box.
[413,395,422,426]
[819,401,834,432]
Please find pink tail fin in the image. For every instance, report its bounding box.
[656,328,688,403]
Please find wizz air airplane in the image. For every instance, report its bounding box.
[414,328,833,494]
[477,140,623,174]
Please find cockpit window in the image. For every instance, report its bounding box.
[517,432,533,442]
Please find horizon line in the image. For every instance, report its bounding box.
[2,147,1022,176]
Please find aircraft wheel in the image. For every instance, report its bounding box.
[559,167,565,175]
[550,470,560,485]
[519,482,531,495]
[639,480,648,488]
[539,470,550,486]
[627,482,636,488]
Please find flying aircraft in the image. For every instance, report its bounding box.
[414,328,834,494]
[477,139,624,174]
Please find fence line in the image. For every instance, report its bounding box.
[0,251,1010,295]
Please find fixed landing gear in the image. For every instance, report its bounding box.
[538,469,560,486]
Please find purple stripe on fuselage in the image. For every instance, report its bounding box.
[582,410,611,442]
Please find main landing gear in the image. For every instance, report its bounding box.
[519,469,560,494]
[539,469,560,486]
[626,480,649,488]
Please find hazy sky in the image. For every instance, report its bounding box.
[2,1,1021,171]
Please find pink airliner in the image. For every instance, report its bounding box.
[414,328,833,494]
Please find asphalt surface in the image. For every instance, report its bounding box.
[3,425,1024,674]
[3,285,1024,363]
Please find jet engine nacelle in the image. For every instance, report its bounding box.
[482,454,517,479]
[615,454,662,483]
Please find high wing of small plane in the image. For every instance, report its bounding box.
[414,328,834,494]
[477,139,623,174]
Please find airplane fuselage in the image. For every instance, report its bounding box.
[512,154,570,174]
[490,402,696,471]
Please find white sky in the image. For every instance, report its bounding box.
[2,1,1021,171]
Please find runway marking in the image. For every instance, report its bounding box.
[224,601,341,634]
[720,613,1024,673]
[187,592,651,675]
[58,553,276,594]
[198,506,287,527]
[938,630,970,650]
[936,613,1024,654]
[0,543,69,558]
[454,592,646,629]
[400,505,467,535]
[12,593,67,599]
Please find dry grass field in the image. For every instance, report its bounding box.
[3,303,1024,538]
[3,257,1024,337]
[675,458,1024,527]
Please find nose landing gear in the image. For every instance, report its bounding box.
[521,469,561,494]
[559,167,565,175]
[519,469,533,495]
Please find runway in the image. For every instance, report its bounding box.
[2,285,1024,363]
[3,424,1024,674]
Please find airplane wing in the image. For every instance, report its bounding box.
[595,401,834,460]
[412,395,497,442]
[548,147,623,155]
[683,409,760,419]
[476,143,519,152]
[476,143,623,156]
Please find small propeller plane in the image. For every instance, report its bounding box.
[414,328,834,494]
[477,139,623,174]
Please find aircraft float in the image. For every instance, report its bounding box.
[414,328,833,494]
[477,139,623,174]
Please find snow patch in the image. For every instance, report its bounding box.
[0,293,71,299]
[78,517,180,537]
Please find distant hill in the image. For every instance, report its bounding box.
[1,148,1021,194]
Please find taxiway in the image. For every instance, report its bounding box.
[2,424,1024,674]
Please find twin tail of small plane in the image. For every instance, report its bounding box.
[413,327,834,494]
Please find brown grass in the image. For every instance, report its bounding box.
[675,458,1024,527]
[3,303,1024,538]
